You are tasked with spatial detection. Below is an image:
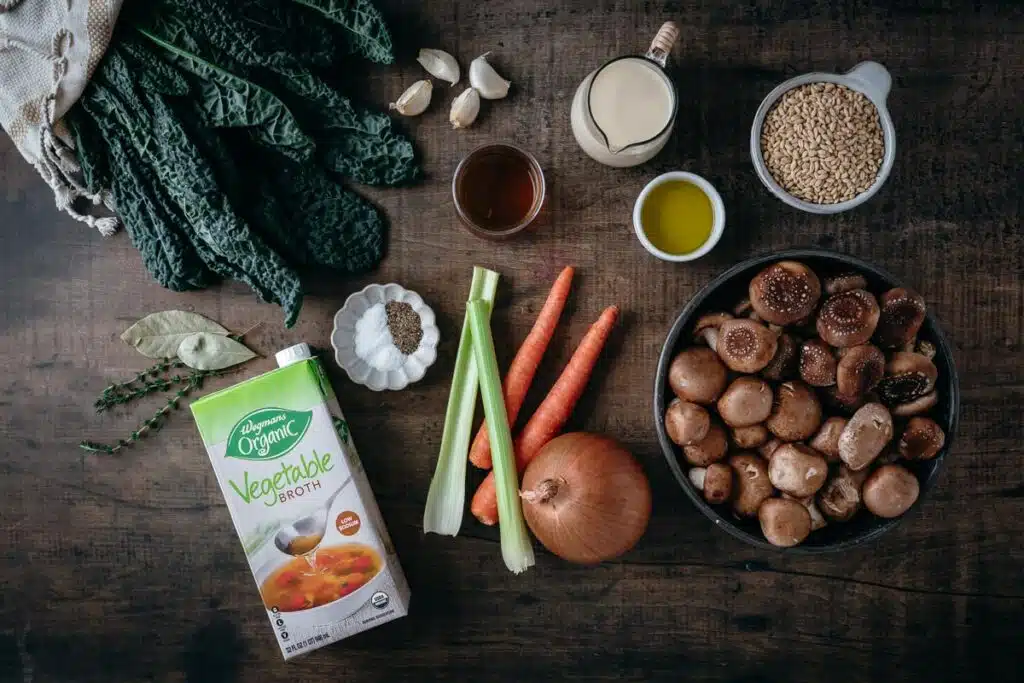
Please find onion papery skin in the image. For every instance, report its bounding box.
[520,433,652,564]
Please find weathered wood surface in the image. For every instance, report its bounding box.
[1,1,1022,681]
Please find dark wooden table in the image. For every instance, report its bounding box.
[2,1,1022,681]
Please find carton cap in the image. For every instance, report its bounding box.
[275,343,312,368]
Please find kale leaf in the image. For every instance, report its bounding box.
[290,0,395,65]
[269,66,419,186]
[118,37,190,96]
[137,26,315,163]
[67,0,416,327]
[71,87,217,292]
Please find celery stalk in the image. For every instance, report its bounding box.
[467,299,535,574]
[423,267,500,536]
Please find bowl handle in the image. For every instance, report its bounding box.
[844,61,891,103]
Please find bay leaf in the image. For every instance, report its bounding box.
[177,332,256,371]
[121,310,230,358]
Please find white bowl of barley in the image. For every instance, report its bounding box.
[750,61,896,214]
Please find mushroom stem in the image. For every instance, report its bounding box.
[699,329,719,352]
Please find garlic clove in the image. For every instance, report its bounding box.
[449,87,481,129]
[389,80,432,116]
[468,52,511,100]
[417,48,460,85]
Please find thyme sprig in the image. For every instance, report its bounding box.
[80,369,219,455]
[94,358,189,412]
[82,312,262,455]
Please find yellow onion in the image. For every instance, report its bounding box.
[520,432,651,564]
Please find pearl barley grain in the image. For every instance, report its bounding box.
[761,83,884,205]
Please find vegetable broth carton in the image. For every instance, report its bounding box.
[190,344,410,660]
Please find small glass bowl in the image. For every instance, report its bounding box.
[452,143,546,239]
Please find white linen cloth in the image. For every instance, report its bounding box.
[0,0,123,234]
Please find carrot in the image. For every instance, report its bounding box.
[470,305,619,525]
[469,266,575,470]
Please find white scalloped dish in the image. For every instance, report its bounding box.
[332,283,440,391]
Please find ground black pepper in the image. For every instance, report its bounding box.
[386,301,423,355]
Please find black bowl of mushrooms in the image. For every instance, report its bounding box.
[654,249,959,552]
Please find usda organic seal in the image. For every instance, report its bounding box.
[371,591,390,609]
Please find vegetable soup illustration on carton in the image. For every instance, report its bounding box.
[190,344,410,660]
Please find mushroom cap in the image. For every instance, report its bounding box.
[765,380,822,441]
[898,417,946,460]
[692,312,733,349]
[728,453,773,517]
[862,464,920,518]
[875,288,927,349]
[681,423,728,466]
[824,272,868,295]
[836,343,885,397]
[716,319,778,373]
[749,261,822,325]
[703,462,733,504]
[664,398,711,446]
[669,347,728,405]
[877,351,938,406]
[820,385,871,415]
[892,390,939,417]
[731,424,770,449]
[758,437,783,461]
[733,298,754,317]
[816,289,881,347]
[799,338,838,386]
[817,465,866,522]
[768,443,829,497]
[784,494,829,531]
[809,416,848,463]
[838,402,894,471]
[761,332,799,381]
[759,497,812,547]
[717,377,774,427]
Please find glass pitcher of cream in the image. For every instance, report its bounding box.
[570,22,680,168]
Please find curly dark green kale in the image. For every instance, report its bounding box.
[291,0,395,64]
[137,23,316,163]
[118,36,190,96]
[269,67,419,186]
[66,0,418,327]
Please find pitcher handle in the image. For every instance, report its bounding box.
[844,61,891,103]
[645,21,680,68]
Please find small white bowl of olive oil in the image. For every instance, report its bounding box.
[632,171,725,262]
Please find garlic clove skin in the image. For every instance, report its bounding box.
[417,48,460,85]
[389,80,432,116]
[469,52,511,100]
[449,87,481,129]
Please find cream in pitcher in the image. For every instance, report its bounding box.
[570,22,680,167]
[190,343,409,660]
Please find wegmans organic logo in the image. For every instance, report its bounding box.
[226,408,313,461]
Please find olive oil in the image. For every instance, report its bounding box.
[640,180,713,255]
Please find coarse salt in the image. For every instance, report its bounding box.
[354,303,404,372]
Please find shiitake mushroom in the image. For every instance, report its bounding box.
[759,498,811,547]
[863,464,920,517]
[669,348,728,405]
[667,259,945,548]
[809,416,847,463]
[664,398,711,446]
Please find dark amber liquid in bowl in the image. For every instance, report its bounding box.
[454,145,543,236]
